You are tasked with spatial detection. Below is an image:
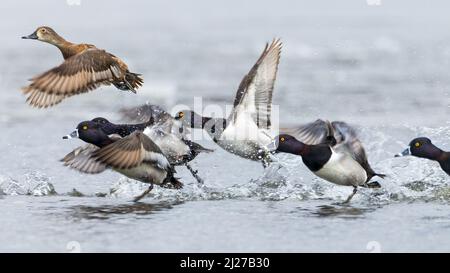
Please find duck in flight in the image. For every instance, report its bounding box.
[62,121,180,202]
[175,39,282,167]
[395,137,450,176]
[21,26,143,108]
[269,119,385,203]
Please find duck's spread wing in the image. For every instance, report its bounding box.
[231,39,282,129]
[331,122,369,166]
[22,48,124,108]
[92,131,170,170]
[120,104,171,124]
[281,119,334,145]
[120,104,186,137]
[61,144,107,174]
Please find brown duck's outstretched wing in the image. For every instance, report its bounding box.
[92,131,170,170]
[22,48,125,108]
[61,144,107,174]
[231,39,282,129]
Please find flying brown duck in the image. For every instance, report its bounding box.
[21,26,143,108]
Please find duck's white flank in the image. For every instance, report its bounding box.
[314,149,367,187]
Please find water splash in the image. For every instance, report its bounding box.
[0,171,56,196]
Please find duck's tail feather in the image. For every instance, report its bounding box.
[115,71,143,92]
[366,170,387,183]
[127,72,143,89]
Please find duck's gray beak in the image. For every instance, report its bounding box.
[395,147,411,157]
[22,31,38,40]
[266,139,278,152]
[63,130,79,140]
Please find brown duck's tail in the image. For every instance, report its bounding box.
[114,71,143,92]
[125,71,144,91]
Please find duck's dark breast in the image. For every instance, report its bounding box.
[439,155,450,175]
[301,146,332,172]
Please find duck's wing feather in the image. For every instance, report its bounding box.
[92,131,170,170]
[330,121,374,175]
[120,104,171,124]
[283,120,381,180]
[61,144,107,174]
[120,104,185,137]
[280,119,334,145]
[231,39,282,129]
[22,48,124,108]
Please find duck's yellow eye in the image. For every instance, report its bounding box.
[178,112,184,118]
[82,125,88,130]
[415,142,421,148]
[280,137,285,142]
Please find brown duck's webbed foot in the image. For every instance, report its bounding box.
[113,81,136,93]
[342,186,358,204]
[133,183,154,202]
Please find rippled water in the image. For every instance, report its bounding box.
[0,0,449,252]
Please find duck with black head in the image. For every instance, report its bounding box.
[90,116,213,184]
[268,122,385,203]
[21,26,143,108]
[395,137,450,176]
[61,121,181,202]
[175,39,283,168]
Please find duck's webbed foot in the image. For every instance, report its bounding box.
[342,186,358,204]
[171,180,184,189]
[113,82,128,91]
[364,181,381,189]
[185,163,204,184]
[133,183,154,202]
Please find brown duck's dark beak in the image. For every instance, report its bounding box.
[22,31,38,40]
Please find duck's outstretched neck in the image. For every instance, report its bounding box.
[278,139,308,156]
[54,40,81,59]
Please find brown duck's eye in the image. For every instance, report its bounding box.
[82,125,88,130]
[40,28,46,33]
[280,137,285,142]
[415,142,421,148]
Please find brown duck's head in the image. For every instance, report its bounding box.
[22,26,65,45]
